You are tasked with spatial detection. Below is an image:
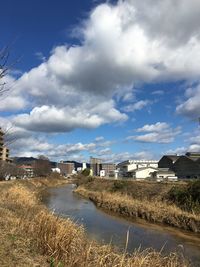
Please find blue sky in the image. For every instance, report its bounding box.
[1,0,200,162]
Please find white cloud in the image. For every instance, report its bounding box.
[123,100,150,112]
[152,90,164,95]
[1,0,200,134]
[13,102,127,133]
[127,122,181,144]
[101,150,155,163]
[136,122,169,132]
[176,84,200,118]
[97,147,112,156]
[95,136,104,142]
[10,134,97,160]
[0,75,27,111]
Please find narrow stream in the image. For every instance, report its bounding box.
[43,184,200,266]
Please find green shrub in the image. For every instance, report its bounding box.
[81,168,90,177]
[112,180,127,191]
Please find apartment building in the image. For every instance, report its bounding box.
[100,163,116,177]
[0,128,4,160]
[0,128,11,162]
[90,157,102,176]
[57,162,75,176]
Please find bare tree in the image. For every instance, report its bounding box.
[0,161,25,180]
[34,155,52,177]
[0,45,20,148]
[0,46,10,96]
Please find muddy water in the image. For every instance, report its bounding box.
[43,184,200,266]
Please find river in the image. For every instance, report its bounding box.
[43,184,200,266]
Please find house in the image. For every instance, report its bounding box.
[128,166,158,180]
[117,160,158,177]
[151,168,177,182]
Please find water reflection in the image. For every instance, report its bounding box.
[43,184,200,266]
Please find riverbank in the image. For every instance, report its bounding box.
[74,181,200,233]
[0,178,189,267]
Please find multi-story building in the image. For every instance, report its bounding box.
[19,165,35,178]
[57,162,75,176]
[0,128,4,160]
[0,128,11,162]
[100,163,116,177]
[90,157,102,176]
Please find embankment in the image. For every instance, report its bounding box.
[75,186,200,233]
[0,178,189,267]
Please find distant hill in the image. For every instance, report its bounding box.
[12,157,89,169]
[12,157,57,168]
[12,157,37,166]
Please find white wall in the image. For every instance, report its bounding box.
[135,168,155,179]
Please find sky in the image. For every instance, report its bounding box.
[1,0,200,163]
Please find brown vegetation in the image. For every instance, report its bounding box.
[33,155,52,177]
[0,178,189,267]
[75,176,183,201]
[74,176,200,233]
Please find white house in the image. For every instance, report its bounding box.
[117,160,158,176]
[128,166,158,180]
[152,168,178,182]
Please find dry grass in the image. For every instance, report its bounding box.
[75,187,200,233]
[0,179,190,267]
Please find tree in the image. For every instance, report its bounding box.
[0,45,18,146]
[0,161,25,180]
[81,168,91,176]
[34,155,51,177]
[0,46,10,96]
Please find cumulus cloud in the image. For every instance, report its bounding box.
[2,0,200,134]
[136,122,169,132]
[10,133,97,160]
[176,84,200,118]
[13,102,127,133]
[127,122,181,143]
[0,75,27,111]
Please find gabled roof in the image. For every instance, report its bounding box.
[19,165,34,169]
[161,155,180,162]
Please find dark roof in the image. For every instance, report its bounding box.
[185,152,200,162]
[186,152,200,157]
[163,155,180,162]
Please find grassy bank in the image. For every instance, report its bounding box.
[74,177,200,232]
[0,178,189,267]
